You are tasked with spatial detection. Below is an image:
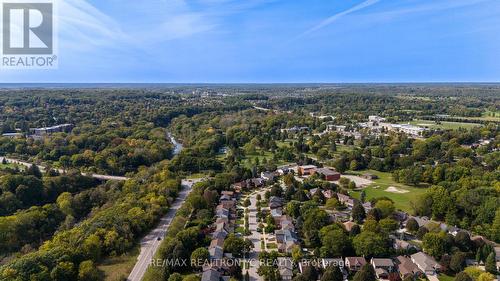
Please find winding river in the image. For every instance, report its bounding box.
[168,132,183,156]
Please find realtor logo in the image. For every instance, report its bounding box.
[1,0,57,68]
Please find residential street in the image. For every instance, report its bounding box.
[244,189,268,281]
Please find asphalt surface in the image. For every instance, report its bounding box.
[127,178,202,281]
[245,189,269,281]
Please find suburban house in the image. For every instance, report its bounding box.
[371,258,395,279]
[337,193,356,209]
[277,164,298,175]
[221,190,234,197]
[309,188,319,198]
[210,237,225,249]
[277,215,295,230]
[219,194,231,202]
[215,207,229,220]
[322,190,335,199]
[249,178,265,188]
[321,258,344,269]
[231,181,247,193]
[276,229,299,253]
[261,171,275,181]
[212,229,227,240]
[328,210,351,223]
[220,201,236,212]
[411,252,440,276]
[277,257,294,280]
[271,208,283,220]
[394,239,418,251]
[396,256,423,280]
[362,202,373,212]
[208,246,224,260]
[201,268,221,281]
[269,196,283,209]
[345,257,367,272]
[298,165,317,176]
[343,221,357,232]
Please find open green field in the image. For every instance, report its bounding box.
[185,172,208,179]
[98,245,140,281]
[349,170,428,213]
[407,119,482,130]
[279,138,356,161]
[438,274,455,281]
[0,163,19,170]
[482,110,500,119]
[241,150,291,169]
[329,144,357,156]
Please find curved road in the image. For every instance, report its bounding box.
[0,156,129,181]
[0,132,183,182]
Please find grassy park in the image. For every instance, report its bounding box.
[349,170,428,213]
[98,245,140,281]
[407,119,483,130]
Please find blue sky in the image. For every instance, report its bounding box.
[1,0,500,83]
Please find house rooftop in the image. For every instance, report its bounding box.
[411,252,439,272]
[201,268,221,281]
[372,258,394,268]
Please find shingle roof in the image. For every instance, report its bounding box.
[411,252,439,272]
[201,268,221,281]
[371,258,394,268]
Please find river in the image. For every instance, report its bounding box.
[168,132,183,156]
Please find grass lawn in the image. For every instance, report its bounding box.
[185,172,208,179]
[348,170,428,213]
[407,119,482,130]
[241,150,290,169]
[482,110,500,119]
[97,245,140,281]
[235,226,245,234]
[275,140,294,148]
[438,274,455,281]
[335,144,356,153]
[447,111,500,122]
[267,243,277,249]
[0,163,21,170]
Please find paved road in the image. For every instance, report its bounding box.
[0,156,129,181]
[0,132,183,182]
[127,178,203,281]
[244,189,268,281]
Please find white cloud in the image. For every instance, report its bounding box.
[298,0,380,38]
[58,0,128,49]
